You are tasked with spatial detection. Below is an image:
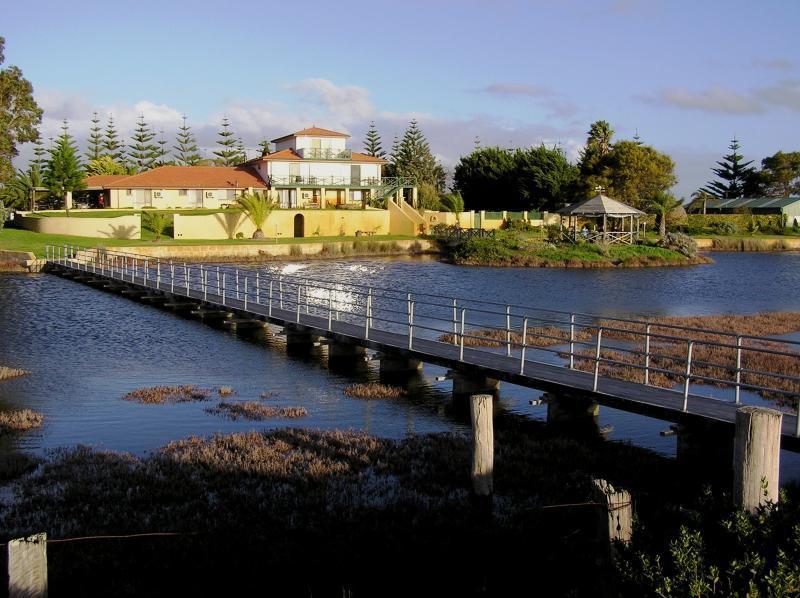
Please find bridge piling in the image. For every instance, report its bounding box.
[734,406,782,513]
[545,391,599,427]
[470,394,494,500]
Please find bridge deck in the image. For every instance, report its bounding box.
[51,262,800,451]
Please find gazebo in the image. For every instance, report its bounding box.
[557,193,645,244]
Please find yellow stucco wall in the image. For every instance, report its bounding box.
[174,209,391,240]
[17,214,142,239]
[109,188,244,210]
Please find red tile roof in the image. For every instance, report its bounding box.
[350,151,388,164]
[271,127,350,143]
[102,166,267,189]
[83,174,130,188]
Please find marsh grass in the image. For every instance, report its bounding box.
[438,326,593,348]
[0,366,28,381]
[0,426,681,594]
[122,385,211,404]
[711,237,793,251]
[0,452,40,481]
[343,382,406,399]
[217,386,235,397]
[0,409,44,434]
[205,401,308,420]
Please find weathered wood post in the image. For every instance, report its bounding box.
[592,479,632,552]
[734,406,782,513]
[8,532,48,598]
[470,394,494,498]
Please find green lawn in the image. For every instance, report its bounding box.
[0,227,417,258]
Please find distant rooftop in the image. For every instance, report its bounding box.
[705,196,800,210]
[271,127,350,143]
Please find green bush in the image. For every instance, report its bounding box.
[659,232,698,257]
[451,237,515,263]
[617,490,800,596]
[712,221,739,235]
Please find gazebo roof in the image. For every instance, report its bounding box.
[558,194,644,217]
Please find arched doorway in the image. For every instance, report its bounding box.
[293,214,304,238]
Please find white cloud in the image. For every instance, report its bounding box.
[757,79,800,112]
[642,86,764,114]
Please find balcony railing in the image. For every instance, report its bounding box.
[296,148,353,160]
[269,176,384,187]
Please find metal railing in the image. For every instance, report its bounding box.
[46,244,800,433]
[296,148,353,160]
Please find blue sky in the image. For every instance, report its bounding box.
[4,0,799,197]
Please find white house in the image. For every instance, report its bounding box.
[246,127,416,208]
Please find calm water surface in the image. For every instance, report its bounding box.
[2,252,800,478]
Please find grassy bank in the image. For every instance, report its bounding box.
[447,231,710,268]
[0,228,417,259]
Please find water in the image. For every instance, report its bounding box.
[2,252,800,479]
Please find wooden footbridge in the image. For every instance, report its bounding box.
[45,245,800,453]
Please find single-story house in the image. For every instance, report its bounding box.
[691,196,800,224]
[85,166,268,209]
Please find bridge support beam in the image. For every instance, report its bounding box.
[379,354,423,375]
[328,342,368,372]
[283,327,324,355]
[451,372,500,398]
[734,406,782,513]
[676,419,734,485]
[545,391,599,428]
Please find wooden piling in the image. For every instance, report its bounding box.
[592,479,632,549]
[734,406,782,513]
[470,394,494,497]
[8,532,48,598]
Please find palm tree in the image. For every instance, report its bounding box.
[646,190,681,237]
[439,191,465,226]
[2,167,43,210]
[238,192,277,239]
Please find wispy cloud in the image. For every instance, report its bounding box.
[756,79,800,111]
[640,86,764,114]
[753,58,796,71]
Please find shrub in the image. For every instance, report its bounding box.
[659,232,698,257]
[451,237,515,263]
[712,221,739,235]
[142,210,169,241]
[235,232,244,239]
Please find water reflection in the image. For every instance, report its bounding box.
[1,252,800,480]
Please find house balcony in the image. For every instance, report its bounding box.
[296,148,353,160]
[269,176,383,187]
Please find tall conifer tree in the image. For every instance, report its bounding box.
[128,115,157,172]
[154,129,169,166]
[86,111,104,161]
[363,121,384,157]
[44,120,84,215]
[213,118,240,166]
[702,138,756,199]
[173,116,202,166]
[393,120,445,190]
[103,115,125,161]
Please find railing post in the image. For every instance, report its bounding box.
[170,263,175,293]
[244,276,248,310]
[222,273,226,306]
[408,301,415,350]
[520,317,528,375]
[256,272,260,305]
[365,291,372,339]
[133,257,138,283]
[216,266,220,296]
[735,335,742,404]
[144,259,148,284]
[269,280,273,316]
[328,290,333,331]
[200,265,205,299]
[203,269,208,302]
[157,259,161,290]
[644,324,651,385]
[459,308,466,361]
[682,341,694,412]
[186,266,191,296]
[452,298,458,345]
[506,305,512,357]
[296,284,301,323]
[279,277,284,309]
[593,329,603,392]
[367,288,373,330]
[569,314,576,369]
[235,270,240,300]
